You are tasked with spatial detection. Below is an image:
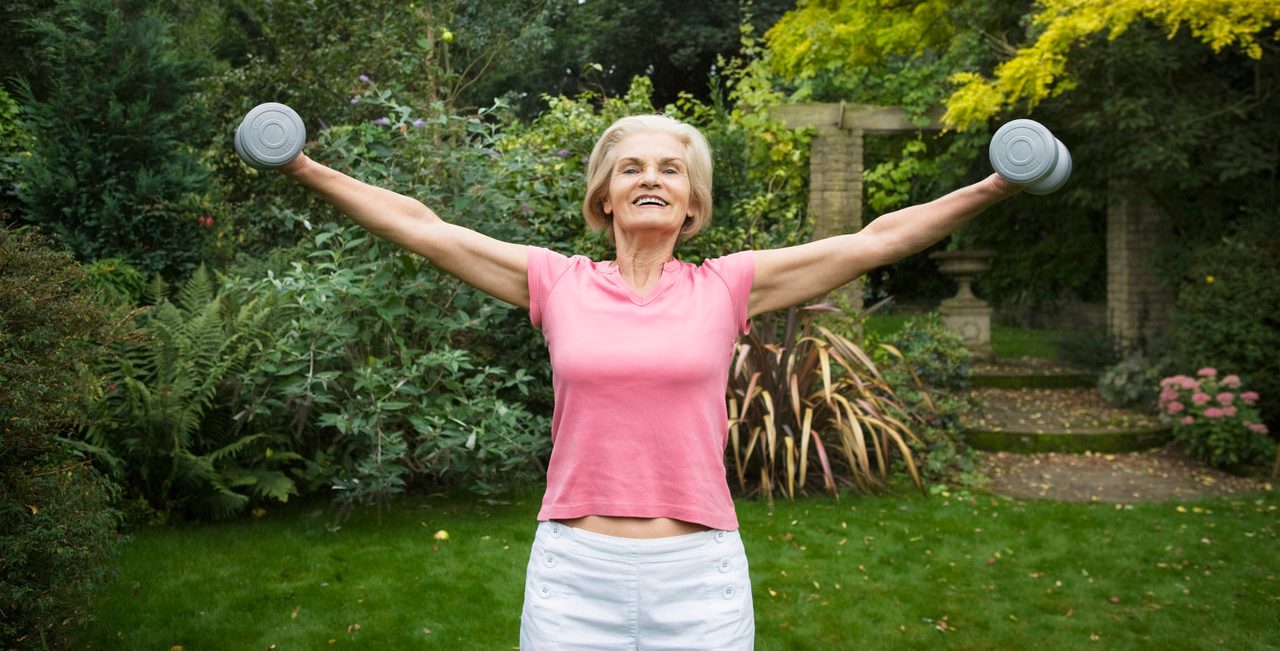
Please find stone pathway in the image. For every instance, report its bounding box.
[980,447,1272,502]
[961,356,1273,501]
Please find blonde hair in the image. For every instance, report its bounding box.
[582,115,713,244]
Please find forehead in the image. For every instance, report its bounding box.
[613,131,685,161]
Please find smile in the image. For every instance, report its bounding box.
[633,196,668,206]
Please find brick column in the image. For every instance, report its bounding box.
[1107,182,1173,352]
[806,128,864,310]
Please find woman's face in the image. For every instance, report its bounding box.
[601,131,692,242]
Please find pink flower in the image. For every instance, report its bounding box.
[1216,392,1235,406]
[1198,368,1218,377]
[1159,389,1179,404]
[1181,377,1200,390]
[1222,375,1241,388]
[1246,423,1270,435]
[1161,376,1182,388]
[1240,391,1259,405]
[1222,406,1237,417]
[1203,407,1224,419]
[1181,416,1195,426]
[1165,401,1185,414]
[1192,392,1212,406]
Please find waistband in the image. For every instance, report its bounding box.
[537,520,740,562]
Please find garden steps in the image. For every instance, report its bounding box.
[961,357,1171,454]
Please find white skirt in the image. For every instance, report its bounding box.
[520,520,755,650]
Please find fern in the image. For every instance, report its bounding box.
[87,265,292,518]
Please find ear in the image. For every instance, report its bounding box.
[602,197,613,216]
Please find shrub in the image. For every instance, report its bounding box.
[1171,212,1280,428]
[1055,327,1118,370]
[1098,353,1171,410]
[875,313,971,392]
[85,265,293,519]
[222,224,552,506]
[871,313,980,484]
[1158,369,1274,469]
[727,305,924,500]
[0,226,123,647]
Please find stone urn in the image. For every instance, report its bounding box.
[929,249,995,358]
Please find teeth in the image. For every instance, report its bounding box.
[634,197,667,206]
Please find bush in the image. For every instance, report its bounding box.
[1098,353,1171,410]
[85,265,293,520]
[221,224,552,507]
[0,226,123,647]
[1158,369,1274,469]
[1055,327,1118,370]
[1171,212,1280,428]
[871,314,981,485]
[728,306,924,499]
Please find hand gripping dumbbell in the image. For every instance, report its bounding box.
[988,119,1071,195]
[234,102,305,170]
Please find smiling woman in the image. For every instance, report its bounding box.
[266,107,1021,648]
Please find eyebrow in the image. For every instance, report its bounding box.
[616,156,685,168]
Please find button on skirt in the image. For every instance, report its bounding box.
[520,520,754,650]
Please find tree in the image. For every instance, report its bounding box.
[14,0,214,279]
[761,0,1279,313]
[944,0,1280,129]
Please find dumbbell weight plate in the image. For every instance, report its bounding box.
[989,118,1058,184]
[1025,138,1072,195]
[235,102,305,169]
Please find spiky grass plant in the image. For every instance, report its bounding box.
[727,304,924,500]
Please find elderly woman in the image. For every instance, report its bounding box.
[279,114,1020,648]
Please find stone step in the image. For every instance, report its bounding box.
[969,356,1096,390]
[961,387,1169,454]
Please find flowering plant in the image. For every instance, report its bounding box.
[1158,368,1274,468]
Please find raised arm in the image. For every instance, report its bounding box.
[279,153,530,309]
[748,173,1020,317]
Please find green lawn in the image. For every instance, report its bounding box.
[72,488,1279,650]
[865,314,1060,359]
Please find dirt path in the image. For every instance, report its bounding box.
[980,446,1273,502]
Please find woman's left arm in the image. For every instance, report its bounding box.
[748,173,1022,317]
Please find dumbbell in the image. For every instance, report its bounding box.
[988,119,1071,195]
[234,102,305,170]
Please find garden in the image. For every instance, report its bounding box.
[2,1,1278,649]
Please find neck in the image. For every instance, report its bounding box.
[611,239,676,296]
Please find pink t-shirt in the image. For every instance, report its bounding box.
[527,246,755,531]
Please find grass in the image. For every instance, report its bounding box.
[71,487,1279,650]
[864,314,1060,359]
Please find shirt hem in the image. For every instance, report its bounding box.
[538,502,739,532]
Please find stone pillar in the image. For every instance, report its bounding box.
[807,128,864,310]
[1107,182,1174,353]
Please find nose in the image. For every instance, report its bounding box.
[640,166,661,187]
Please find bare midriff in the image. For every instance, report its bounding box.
[555,515,711,539]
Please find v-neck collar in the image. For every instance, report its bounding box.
[599,257,682,306]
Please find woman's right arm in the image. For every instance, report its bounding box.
[280,153,530,309]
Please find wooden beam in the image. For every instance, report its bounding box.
[769,102,944,133]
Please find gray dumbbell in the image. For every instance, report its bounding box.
[234,102,305,170]
[989,119,1072,195]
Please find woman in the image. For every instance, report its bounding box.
[279,114,1020,648]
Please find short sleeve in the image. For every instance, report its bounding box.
[527,246,574,328]
[703,250,756,335]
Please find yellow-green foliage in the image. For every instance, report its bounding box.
[765,0,953,80]
[944,0,1280,129]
